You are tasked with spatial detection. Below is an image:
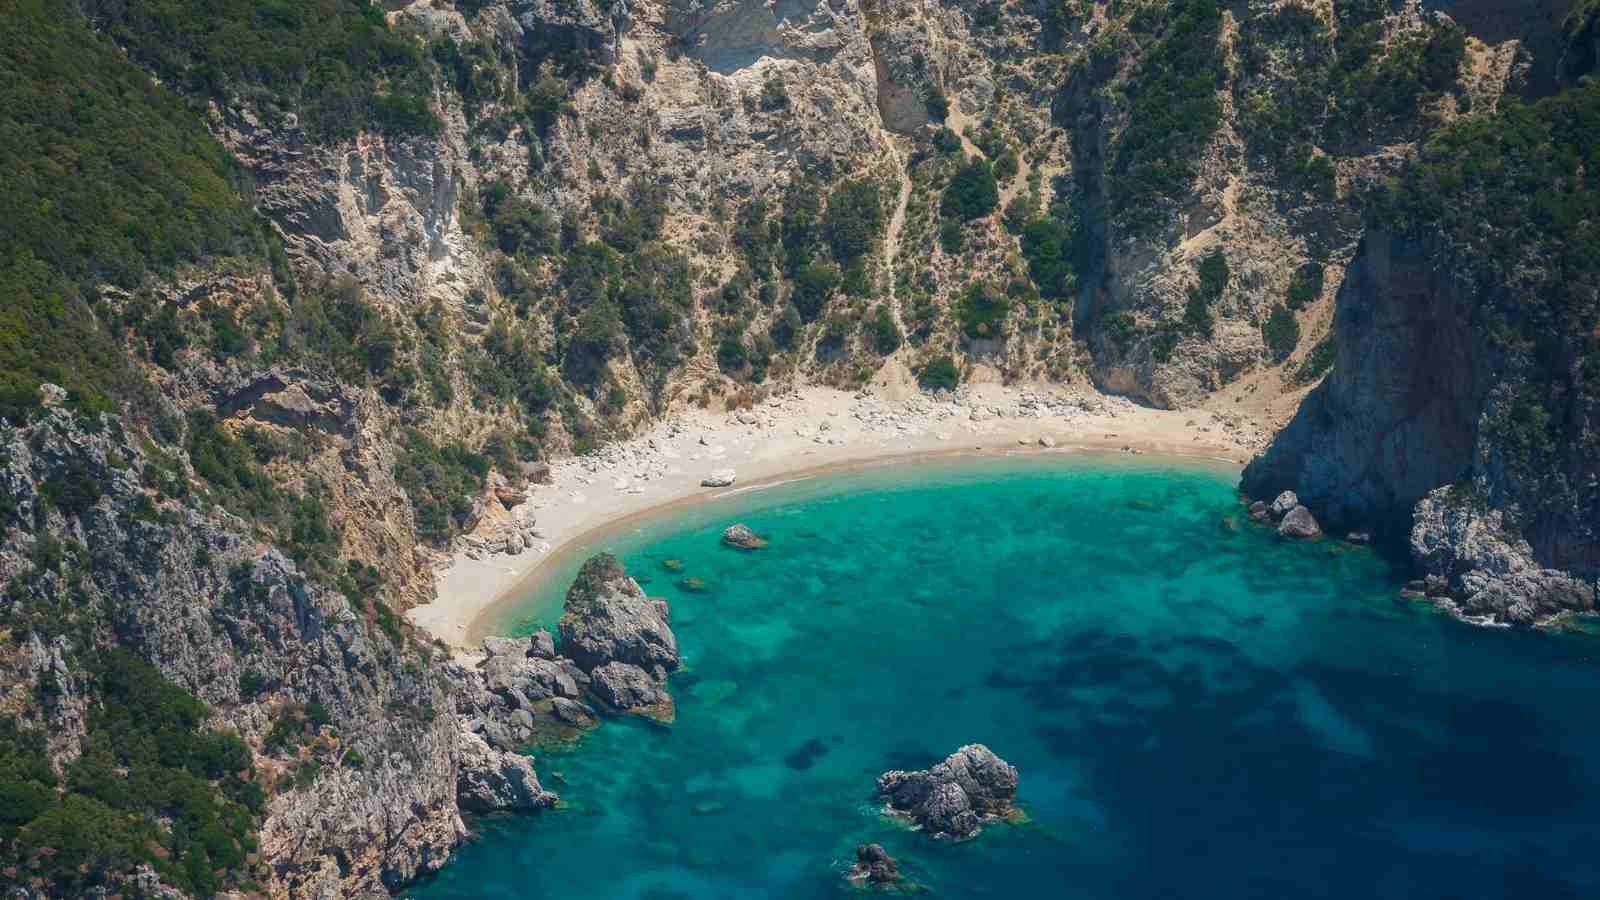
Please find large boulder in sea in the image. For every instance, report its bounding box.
[1269,490,1300,519]
[1277,505,1323,539]
[847,843,902,885]
[722,523,768,550]
[559,553,679,676]
[876,744,1019,839]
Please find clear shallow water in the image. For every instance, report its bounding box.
[411,457,1600,899]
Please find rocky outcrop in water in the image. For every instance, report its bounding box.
[558,554,679,715]
[722,523,768,550]
[457,730,558,813]
[876,744,1018,839]
[847,843,902,885]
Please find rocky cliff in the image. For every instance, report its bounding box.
[1244,67,1600,625]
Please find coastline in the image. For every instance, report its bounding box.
[405,383,1262,648]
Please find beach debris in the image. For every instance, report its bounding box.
[847,843,902,886]
[701,468,737,487]
[1037,436,1056,448]
[876,744,1019,840]
[722,523,768,550]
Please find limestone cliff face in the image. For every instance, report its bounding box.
[1243,64,1600,625]
[1239,229,1486,537]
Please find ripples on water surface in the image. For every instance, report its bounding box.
[410,457,1600,899]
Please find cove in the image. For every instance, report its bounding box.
[410,456,1600,899]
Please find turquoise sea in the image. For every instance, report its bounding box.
[409,457,1600,899]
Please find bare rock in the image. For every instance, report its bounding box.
[528,630,557,660]
[558,554,679,676]
[456,731,556,814]
[1277,505,1323,539]
[721,523,768,550]
[1269,490,1300,519]
[701,468,737,487]
[588,661,671,718]
[847,843,902,885]
[876,744,1019,839]
[1247,500,1270,522]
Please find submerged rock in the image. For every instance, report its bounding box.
[1277,505,1323,539]
[1247,500,1270,522]
[722,523,768,550]
[847,843,902,885]
[876,744,1019,839]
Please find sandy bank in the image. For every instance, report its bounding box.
[405,383,1264,647]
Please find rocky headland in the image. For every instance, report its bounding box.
[557,553,680,719]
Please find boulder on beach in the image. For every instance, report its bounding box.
[701,468,737,487]
[1277,505,1323,539]
[876,744,1019,839]
[847,843,902,885]
[722,523,768,550]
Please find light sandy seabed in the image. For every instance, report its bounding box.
[406,382,1266,647]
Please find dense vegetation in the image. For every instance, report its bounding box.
[0,0,266,422]
[1107,0,1225,232]
[0,652,260,898]
[90,0,440,140]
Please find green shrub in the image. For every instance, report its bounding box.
[918,355,960,391]
[0,652,262,897]
[1262,304,1300,360]
[956,283,1010,340]
[941,159,1000,222]
[1286,262,1325,310]
[1295,334,1336,384]
[1182,288,1215,339]
[1197,249,1229,300]
[94,0,439,141]
[870,306,902,355]
[931,127,963,155]
[1020,217,1076,300]
[925,88,950,121]
[791,263,840,322]
[394,430,490,546]
[823,179,884,262]
[939,220,965,254]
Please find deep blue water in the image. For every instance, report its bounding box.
[409,457,1600,899]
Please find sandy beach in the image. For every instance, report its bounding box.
[405,382,1268,647]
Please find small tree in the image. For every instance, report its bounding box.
[1262,304,1300,360]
